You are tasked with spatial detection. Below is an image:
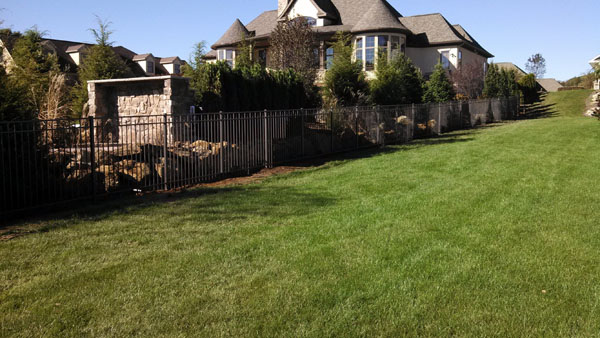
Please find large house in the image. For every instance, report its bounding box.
[205,0,493,80]
[591,55,600,90]
[0,32,184,80]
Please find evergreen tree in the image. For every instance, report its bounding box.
[370,53,424,105]
[499,69,519,98]
[323,32,368,107]
[483,63,502,98]
[71,17,130,117]
[10,28,60,114]
[0,65,32,120]
[422,63,455,103]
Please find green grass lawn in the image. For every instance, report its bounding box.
[1,90,599,337]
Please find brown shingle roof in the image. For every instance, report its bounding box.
[536,78,563,92]
[351,0,408,33]
[132,53,153,61]
[212,19,251,49]
[159,56,180,64]
[496,62,527,76]
[399,13,493,57]
[65,44,87,53]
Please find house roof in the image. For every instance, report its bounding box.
[590,55,600,66]
[351,0,409,33]
[536,78,563,92]
[496,62,527,76]
[211,2,492,59]
[65,44,87,53]
[132,53,154,61]
[399,13,493,57]
[159,56,180,64]
[212,19,251,49]
[204,50,218,60]
[279,0,340,21]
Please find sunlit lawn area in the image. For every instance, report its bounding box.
[1,90,599,336]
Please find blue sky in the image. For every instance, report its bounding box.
[1,0,599,81]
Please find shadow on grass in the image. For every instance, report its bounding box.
[518,95,558,119]
[1,124,482,233]
[1,184,337,238]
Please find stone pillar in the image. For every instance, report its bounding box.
[87,82,98,117]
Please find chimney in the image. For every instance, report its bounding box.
[278,0,288,16]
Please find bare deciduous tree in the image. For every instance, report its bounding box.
[525,53,546,79]
[451,62,484,99]
[268,17,317,89]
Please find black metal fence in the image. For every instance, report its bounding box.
[0,96,519,215]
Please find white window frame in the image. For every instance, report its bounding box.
[440,50,451,69]
[353,34,406,71]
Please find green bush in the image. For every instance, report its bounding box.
[518,74,539,104]
[483,63,519,98]
[0,66,32,121]
[370,53,424,105]
[184,61,312,112]
[423,63,455,103]
[323,32,369,108]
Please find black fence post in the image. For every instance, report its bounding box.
[330,109,334,153]
[219,111,224,175]
[375,106,381,146]
[88,116,96,200]
[300,108,305,157]
[410,103,415,143]
[355,106,359,149]
[163,114,169,190]
[263,109,269,168]
[438,102,442,134]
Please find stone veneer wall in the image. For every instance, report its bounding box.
[88,76,194,144]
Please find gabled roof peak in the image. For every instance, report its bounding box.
[278,0,339,21]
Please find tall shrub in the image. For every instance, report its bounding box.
[10,28,61,115]
[323,32,368,107]
[518,73,538,104]
[423,63,455,103]
[370,53,424,105]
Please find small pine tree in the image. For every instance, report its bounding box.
[483,63,502,98]
[370,53,424,105]
[71,16,130,117]
[422,63,455,103]
[499,69,519,98]
[235,36,254,70]
[323,32,368,107]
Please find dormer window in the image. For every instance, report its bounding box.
[174,63,181,74]
[146,60,155,74]
[133,53,157,76]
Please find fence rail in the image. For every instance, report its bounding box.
[0,96,519,215]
